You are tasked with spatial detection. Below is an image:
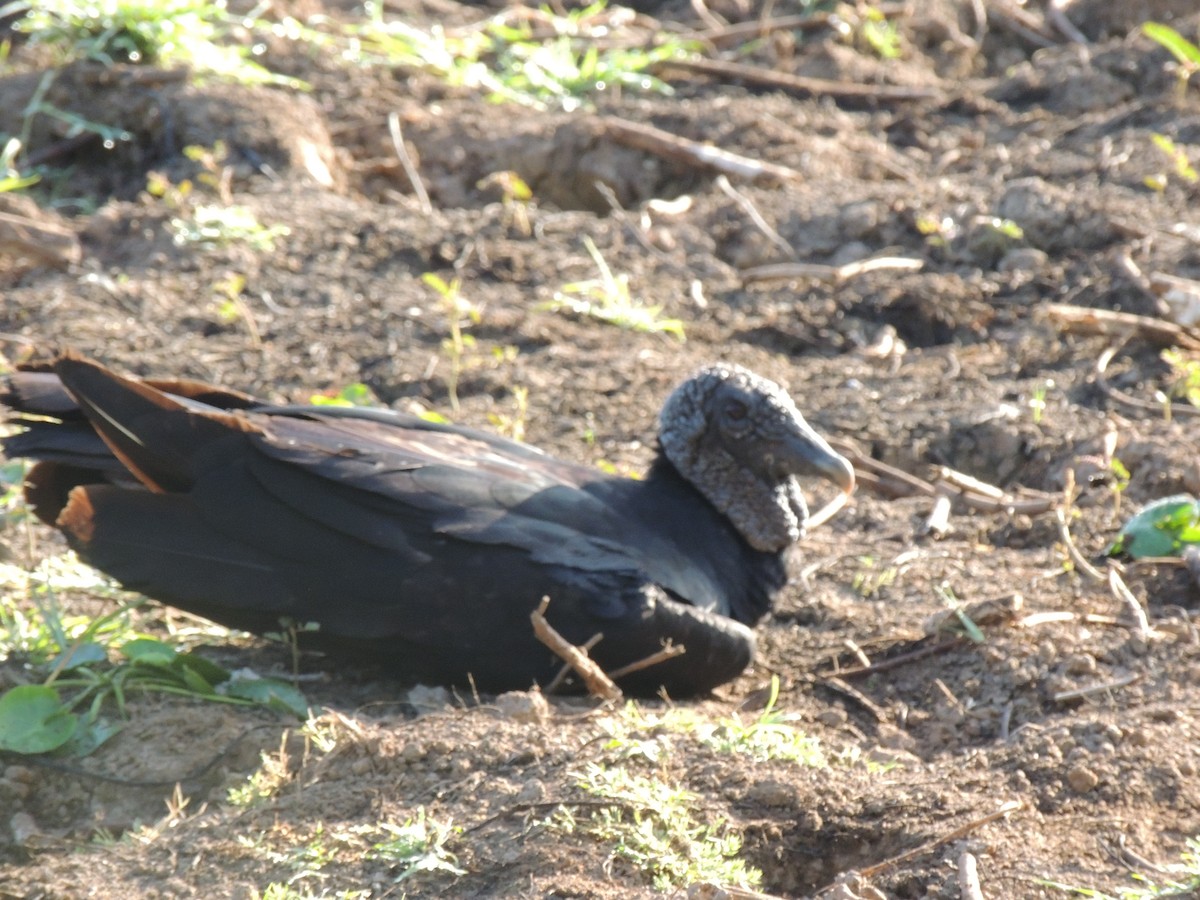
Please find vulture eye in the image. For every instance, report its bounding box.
[724,399,748,421]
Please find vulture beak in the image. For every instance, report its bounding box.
[775,428,856,496]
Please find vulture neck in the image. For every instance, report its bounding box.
[630,451,790,624]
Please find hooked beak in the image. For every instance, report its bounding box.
[772,428,855,495]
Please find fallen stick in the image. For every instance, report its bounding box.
[1107,568,1155,640]
[652,57,943,103]
[1052,673,1143,704]
[0,210,82,269]
[1055,507,1105,582]
[740,255,924,286]
[715,175,795,259]
[1092,340,1200,419]
[830,438,1060,516]
[600,116,803,184]
[958,851,986,900]
[824,637,964,679]
[606,642,686,680]
[531,597,622,701]
[387,111,432,215]
[545,632,604,694]
[1044,302,1200,350]
[855,801,1022,879]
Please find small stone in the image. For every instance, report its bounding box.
[401,742,426,763]
[1063,653,1097,676]
[1066,764,1099,793]
[405,684,451,713]
[744,779,796,808]
[816,707,847,728]
[494,689,550,724]
[997,247,1047,273]
[9,811,40,846]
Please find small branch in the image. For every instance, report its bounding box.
[606,642,686,680]
[958,851,986,900]
[830,438,1060,517]
[600,116,803,184]
[819,675,888,723]
[0,210,82,269]
[546,632,603,694]
[854,801,1022,879]
[921,491,954,538]
[652,56,943,104]
[1056,507,1106,582]
[531,597,621,701]
[824,638,964,679]
[1107,567,1154,640]
[1052,673,1143,704]
[741,255,923,286]
[1043,302,1200,350]
[387,111,432,215]
[715,175,795,259]
[1093,339,1200,418]
[1047,0,1088,44]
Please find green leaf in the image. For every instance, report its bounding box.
[121,637,179,666]
[172,652,231,687]
[1108,494,1200,558]
[60,717,123,757]
[1143,22,1200,67]
[223,675,309,718]
[51,640,108,671]
[0,685,78,754]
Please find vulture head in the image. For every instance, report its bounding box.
[659,363,855,552]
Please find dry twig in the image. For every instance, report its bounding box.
[387,111,432,215]
[1052,673,1143,704]
[1055,507,1105,582]
[1107,567,1154,640]
[606,642,686,680]
[853,801,1022,879]
[531,597,621,701]
[600,116,803,184]
[958,850,985,900]
[652,56,943,103]
[1044,302,1200,350]
[715,175,794,259]
[741,255,923,286]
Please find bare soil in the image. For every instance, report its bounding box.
[2,1,1200,898]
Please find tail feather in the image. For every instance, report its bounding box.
[52,352,261,494]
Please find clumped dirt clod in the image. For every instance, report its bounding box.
[2,1,1200,898]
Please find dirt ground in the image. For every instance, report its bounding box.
[2,0,1200,897]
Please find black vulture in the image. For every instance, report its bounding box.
[1,353,854,696]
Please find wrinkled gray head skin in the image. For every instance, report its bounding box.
[659,364,854,552]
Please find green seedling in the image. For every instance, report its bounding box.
[366,810,466,882]
[543,237,685,339]
[4,0,307,87]
[478,170,533,235]
[423,272,481,411]
[341,0,693,112]
[1108,494,1200,558]
[1042,833,1200,898]
[309,383,376,408]
[1142,22,1200,95]
[852,554,899,598]
[172,204,289,251]
[860,7,902,59]
[1145,134,1198,192]
[0,558,308,756]
[0,137,39,192]
[557,762,761,891]
[488,384,528,441]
